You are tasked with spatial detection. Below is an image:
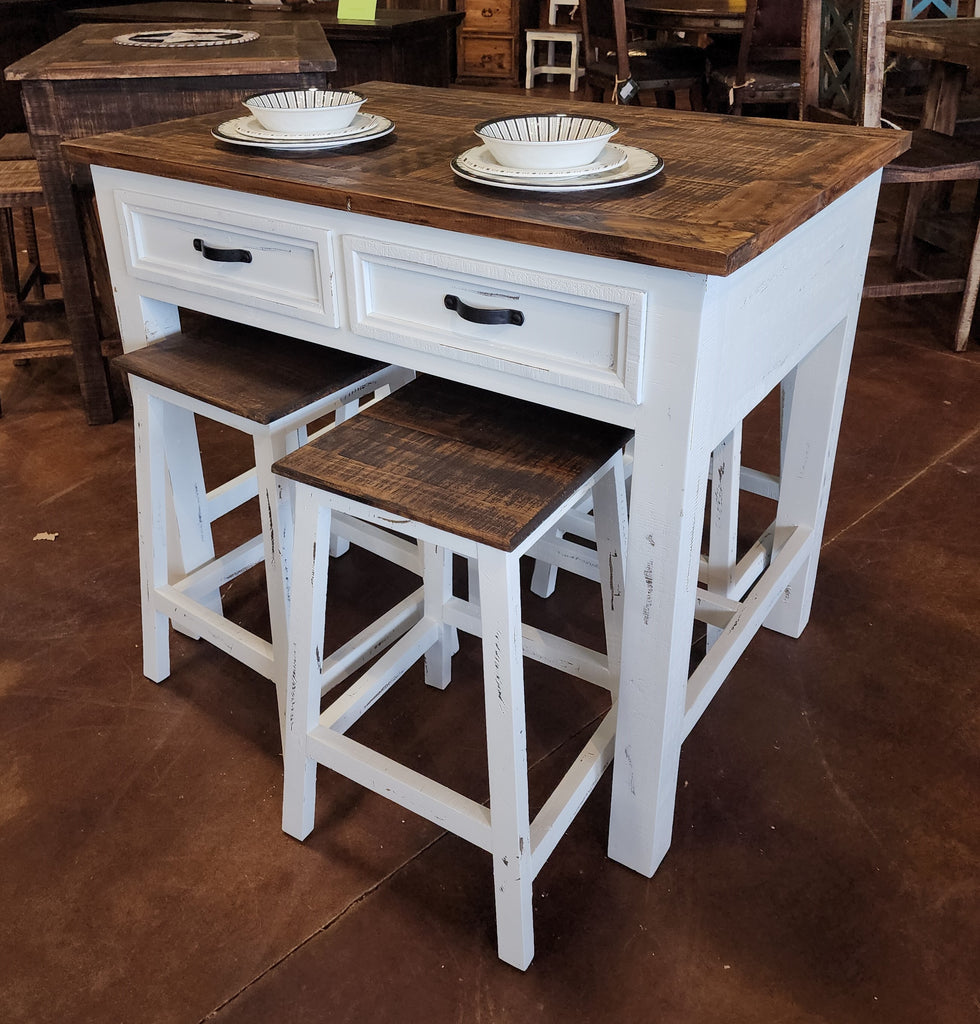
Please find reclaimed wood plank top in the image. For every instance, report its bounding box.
[886,18,980,68]
[61,81,909,277]
[5,19,335,80]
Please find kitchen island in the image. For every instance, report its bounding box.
[62,81,906,885]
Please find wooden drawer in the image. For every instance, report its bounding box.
[109,188,340,328]
[458,32,517,79]
[342,234,646,404]
[462,0,516,32]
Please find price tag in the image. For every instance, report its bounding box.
[338,0,378,19]
[616,78,639,104]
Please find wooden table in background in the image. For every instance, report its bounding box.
[625,0,745,37]
[4,20,334,424]
[64,83,906,890]
[71,3,466,89]
[886,16,980,133]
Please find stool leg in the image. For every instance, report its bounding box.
[283,484,332,840]
[592,458,628,692]
[326,401,358,557]
[162,404,223,621]
[132,384,172,682]
[422,542,453,690]
[254,431,295,730]
[529,526,563,599]
[20,207,44,302]
[477,547,534,971]
[526,38,536,89]
[1,207,25,345]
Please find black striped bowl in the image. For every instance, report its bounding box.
[243,89,366,134]
[474,113,619,169]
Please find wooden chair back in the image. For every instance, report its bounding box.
[582,0,707,105]
[579,0,632,83]
[800,0,888,128]
[735,0,804,80]
[711,0,803,115]
[900,0,958,18]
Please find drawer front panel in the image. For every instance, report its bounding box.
[112,190,339,327]
[458,33,516,78]
[462,0,516,31]
[344,236,645,404]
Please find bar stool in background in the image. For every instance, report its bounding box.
[5,21,336,424]
[113,322,416,741]
[274,375,631,969]
[0,136,68,413]
[526,0,585,91]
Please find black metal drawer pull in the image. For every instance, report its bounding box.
[193,238,253,263]
[444,294,524,326]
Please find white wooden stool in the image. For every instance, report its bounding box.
[113,322,415,739]
[529,424,784,650]
[548,0,581,24]
[274,375,631,970]
[525,28,585,91]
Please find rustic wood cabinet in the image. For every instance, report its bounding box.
[457,0,537,83]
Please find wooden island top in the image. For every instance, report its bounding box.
[62,81,908,277]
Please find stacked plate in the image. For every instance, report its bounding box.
[452,113,663,193]
[451,143,664,192]
[212,113,394,152]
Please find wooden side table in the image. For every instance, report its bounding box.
[5,20,335,424]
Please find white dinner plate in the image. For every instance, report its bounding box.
[456,143,629,181]
[233,112,383,142]
[451,145,664,192]
[212,114,394,151]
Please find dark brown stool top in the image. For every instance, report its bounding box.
[273,374,633,551]
[0,135,35,161]
[0,160,44,206]
[113,321,390,425]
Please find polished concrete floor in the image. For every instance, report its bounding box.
[2,138,980,1023]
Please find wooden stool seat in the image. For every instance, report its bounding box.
[114,323,394,426]
[276,374,629,550]
[114,322,415,741]
[0,159,44,207]
[0,134,34,162]
[275,375,631,969]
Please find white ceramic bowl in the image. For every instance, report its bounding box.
[243,89,366,134]
[474,113,619,170]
